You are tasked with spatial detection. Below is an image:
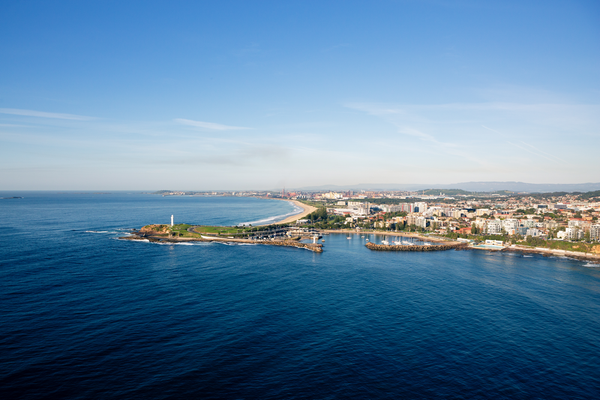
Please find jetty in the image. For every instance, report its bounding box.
[366,241,466,252]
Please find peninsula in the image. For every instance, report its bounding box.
[121,223,324,253]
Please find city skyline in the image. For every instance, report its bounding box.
[1,0,599,189]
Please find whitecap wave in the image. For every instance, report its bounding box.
[216,242,257,247]
[154,241,209,246]
[164,241,215,246]
[117,238,149,242]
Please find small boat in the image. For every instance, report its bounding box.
[382,240,389,245]
[347,236,351,240]
[322,239,325,242]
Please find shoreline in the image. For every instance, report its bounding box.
[502,245,600,263]
[320,229,600,262]
[121,234,323,252]
[270,199,317,225]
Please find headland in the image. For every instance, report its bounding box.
[121,223,323,253]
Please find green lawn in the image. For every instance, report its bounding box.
[143,223,279,237]
[169,224,200,237]
[194,225,252,235]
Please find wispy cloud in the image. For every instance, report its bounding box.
[0,108,94,120]
[0,123,30,127]
[482,125,566,163]
[398,126,457,147]
[346,103,458,147]
[174,118,252,131]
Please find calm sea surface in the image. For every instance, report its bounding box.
[1,193,599,399]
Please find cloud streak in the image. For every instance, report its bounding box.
[0,108,94,120]
[174,118,252,131]
[482,125,566,163]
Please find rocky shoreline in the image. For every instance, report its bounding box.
[500,245,600,263]
[120,233,323,253]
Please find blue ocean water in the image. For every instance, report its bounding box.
[1,193,599,399]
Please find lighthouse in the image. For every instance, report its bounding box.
[171,215,174,227]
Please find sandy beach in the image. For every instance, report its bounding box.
[275,200,318,225]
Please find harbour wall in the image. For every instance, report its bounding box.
[366,242,466,252]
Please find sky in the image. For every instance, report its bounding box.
[1,0,599,190]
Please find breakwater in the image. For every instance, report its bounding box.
[122,234,323,252]
[263,240,323,252]
[366,242,466,252]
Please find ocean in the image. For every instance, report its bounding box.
[1,193,599,399]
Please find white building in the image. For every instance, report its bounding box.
[322,192,343,200]
[381,204,404,213]
[415,216,428,229]
[591,224,600,241]
[568,219,591,231]
[502,219,519,235]
[414,202,428,213]
[486,220,503,235]
[565,227,584,240]
[526,228,543,237]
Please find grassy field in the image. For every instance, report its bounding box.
[142,223,280,238]
[169,224,200,237]
[195,226,246,235]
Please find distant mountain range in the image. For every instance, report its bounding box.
[295,182,600,193]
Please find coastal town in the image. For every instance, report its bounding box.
[292,189,600,240]
[146,188,600,259]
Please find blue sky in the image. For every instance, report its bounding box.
[1,0,599,190]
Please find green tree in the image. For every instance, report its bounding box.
[307,208,327,221]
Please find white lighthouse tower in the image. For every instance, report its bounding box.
[171,215,174,227]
